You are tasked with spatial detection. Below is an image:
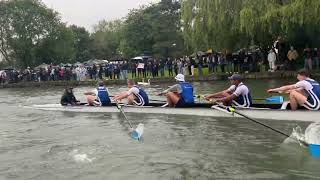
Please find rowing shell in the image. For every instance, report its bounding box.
[28,103,319,122]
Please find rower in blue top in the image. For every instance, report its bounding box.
[268,69,320,111]
[158,74,194,107]
[113,79,149,106]
[205,74,252,107]
[84,81,111,106]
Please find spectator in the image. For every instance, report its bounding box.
[173,59,178,75]
[268,49,277,72]
[197,55,204,77]
[92,64,97,80]
[190,57,195,76]
[167,58,173,76]
[0,70,6,84]
[121,61,129,79]
[159,59,165,77]
[287,46,299,70]
[225,50,233,74]
[304,47,312,70]
[312,48,319,70]
[98,65,103,80]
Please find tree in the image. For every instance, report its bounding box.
[181,0,320,52]
[90,20,123,59]
[35,26,76,64]
[0,0,62,68]
[69,25,92,62]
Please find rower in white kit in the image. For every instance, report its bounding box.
[205,74,252,107]
[268,69,320,111]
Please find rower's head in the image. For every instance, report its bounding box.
[175,74,185,82]
[97,81,104,87]
[228,74,242,85]
[127,79,136,88]
[297,69,310,81]
[65,87,74,94]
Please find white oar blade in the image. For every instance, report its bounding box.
[131,123,144,140]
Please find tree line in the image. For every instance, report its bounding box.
[1,0,320,69]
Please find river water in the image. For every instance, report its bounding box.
[0,79,320,180]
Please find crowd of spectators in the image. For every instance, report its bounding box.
[1,42,320,85]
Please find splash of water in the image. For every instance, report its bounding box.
[305,123,320,145]
[283,125,306,146]
[70,149,94,163]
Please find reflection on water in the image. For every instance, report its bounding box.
[0,80,319,180]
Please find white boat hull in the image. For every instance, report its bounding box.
[29,104,320,122]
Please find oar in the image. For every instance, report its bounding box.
[211,101,309,147]
[116,103,144,140]
[195,95,284,103]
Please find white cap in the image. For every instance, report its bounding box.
[175,74,185,82]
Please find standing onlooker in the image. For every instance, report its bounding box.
[159,59,165,77]
[218,53,226,73]
[173,59,178,76]
[225,50,233,74]
[121,61,129,79]
[197,55,204,77]
[177,59,183,74]
[287,46,299,70]
[268,49,277,72]
[167,58,173,76]
[0,70,6,84]
[312,48,319,70]
[92,64,97,80]
[98,65,103,80]
[304,47,312,70]
[317,48,320,70]
[190,57,195,76]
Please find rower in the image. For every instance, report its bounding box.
[113,79,149,106]
[205,74,252,107]
[60,87,80,106]
[267,69,320,111]
[158,74,194,107]
[84,81,111,106]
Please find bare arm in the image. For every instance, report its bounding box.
[218,94,237,103]
[84,91,95,96]
[267,84,296,93]
[205,89,229,100]
[112,92,129,101]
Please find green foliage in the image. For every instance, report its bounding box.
[181,0,320,52]
[0,0,62,68]
[90,20,123,59]
[69,25,92,62]
[35,26,76,64]
[119,0,185,58]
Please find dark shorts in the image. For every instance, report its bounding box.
[175,98,194,108]
[95,100,111,107]
[303,94,320,110]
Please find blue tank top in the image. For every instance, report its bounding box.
[306,79,320,99]
[179,82,194,104]
[234,84,252,107]
[97,87,111,105]
[134,85,149,105]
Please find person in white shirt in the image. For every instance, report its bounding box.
[205,74,252,107]
[268,69,320,110]
[268,49,277,72]
[113,79,149,106]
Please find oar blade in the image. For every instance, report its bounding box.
[131,123,144,140]
[266,96,284,103]
[309,144,320,158]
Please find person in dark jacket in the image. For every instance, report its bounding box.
[60,87,80,106]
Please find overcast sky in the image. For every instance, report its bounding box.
[42,0,159,32]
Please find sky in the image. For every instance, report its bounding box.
[42,0,159,32]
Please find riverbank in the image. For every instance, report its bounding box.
[0,71,318,89]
